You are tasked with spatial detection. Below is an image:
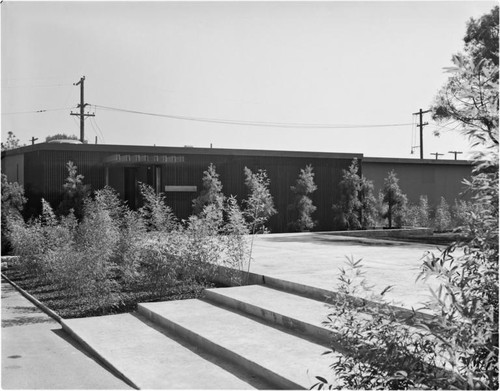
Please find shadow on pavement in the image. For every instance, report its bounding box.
[259,233,410,247]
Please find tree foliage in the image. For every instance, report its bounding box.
[243,167,277,234]
[463,6,499,66]
[57,161,91,220]
[418,7,498,388]
[192,163,224,215]
[1,174,27,254]
[45,133,79,142]
[380,171,407,229]
[432,6,499,158]
[289,164,317,232]
[333,159,377,230]
[1,131,23,151]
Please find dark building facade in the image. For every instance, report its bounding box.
[1,143,472,232]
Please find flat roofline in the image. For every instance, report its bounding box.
[1,142,363,160]
[363,156,473,165]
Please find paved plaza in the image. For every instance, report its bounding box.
[249,232,446,311]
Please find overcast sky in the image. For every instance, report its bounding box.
[1,1,496,158]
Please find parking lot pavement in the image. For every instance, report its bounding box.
[1,278,131,390]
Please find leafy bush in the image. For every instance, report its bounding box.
[403,195,431,228]
[1,174,26,254]
[434,196,452,232]
[138,182,177,232]
[5,163,251,315]
[288,164,317,232]
[314,257,463,390]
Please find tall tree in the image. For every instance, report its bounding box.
[464,6,499,66]
[432,6,499,156]
[192,163,225,215]
[419,9,499,386]
[289,164,317,232]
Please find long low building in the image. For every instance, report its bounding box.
[1,142,472,232]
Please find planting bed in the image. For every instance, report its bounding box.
[2,266,210,319]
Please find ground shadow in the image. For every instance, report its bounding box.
[260,233,411,247]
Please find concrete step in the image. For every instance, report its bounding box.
[138,299,340,390]
[203,285,334,345]
[62,313,262,390]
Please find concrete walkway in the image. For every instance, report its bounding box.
[249,232,445,310]
[1,277,131,390]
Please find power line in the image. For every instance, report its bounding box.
[2,107,74,115]
[94,104,413,129]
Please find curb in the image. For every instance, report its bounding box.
[1,272,139,390]
[1,272,62,323]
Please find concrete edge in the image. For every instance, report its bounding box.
[59,320,140,390]
[137,303,304,390]
[1,272,62,323]
[210,265,437,325]
[1,272,139,390]
[259,274,437,324]
[203,288,335,347]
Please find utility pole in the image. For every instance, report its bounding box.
[412,108,431,159]
[30,137,38,145]
[430,152,444,160]
[448,151,463,160]
[70,76,94,143]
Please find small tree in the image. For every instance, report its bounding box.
[1,131,23,151]
[417,195,431,227]
[243,167,277,234]
[381,170,407,229]
[332,159,362,230]
[359,176,378,229]
[138,183,177,232]
[192,163,225,215]
[289,164,317,231]
[434,196,452,232]
[57,161,91,220]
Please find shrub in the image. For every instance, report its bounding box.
[403,195,431,228]
[434,197,452,232]
[1,174,26,254]
[288,165,317,232]
[314,257,462,390]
